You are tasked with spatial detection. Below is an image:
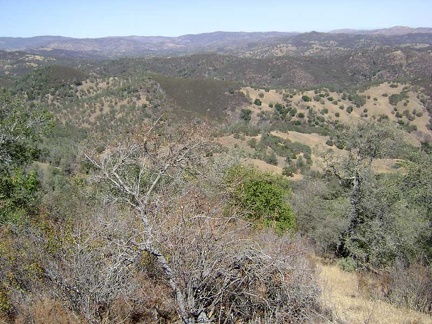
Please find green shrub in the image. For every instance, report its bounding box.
[224,165,296,232]
[240,108,252,122]
[302,95,311,102]
[247,138,257,148]
[282,165,297,177]
[348,94,366,107]
[389,92,409,106]
[265,151,278,165]
[320,108,328,115]
[338,257,356,272]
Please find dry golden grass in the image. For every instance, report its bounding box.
[241,158,282,174]
[271,130,331,150]
[319,263,432,324]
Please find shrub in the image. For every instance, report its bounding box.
[385,262,432,314]
[254,98,262,106]
[348,94,366,107]
[346,106,353,114]
[338,257,356,272]
[240,108,252,122]
[265,151,278,166]
[389,92,409,106]
[247,138,257,149]
[282,165,297,177]
[302,95,311,102]
[320,108,328,115]
[225,165,296,232]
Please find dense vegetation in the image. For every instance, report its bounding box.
[0,30,432,323]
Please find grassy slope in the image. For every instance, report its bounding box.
[219,82,431,176]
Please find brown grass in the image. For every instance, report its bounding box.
[319,263,432,324]
[14,298,80,324]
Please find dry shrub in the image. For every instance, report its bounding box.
[357,270,391,300]
[14,297,80,324]
[104,275,177,323]
[62,124,329,323]
[144,183,326,323]
[385,261,432,314]
[357,261,432,315]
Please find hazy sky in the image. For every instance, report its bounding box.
[1,0,430,38]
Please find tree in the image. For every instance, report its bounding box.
[322,121,405,265]
[402,151,432,257]
[84,120,207,322]
[82,121,319,322]
[0,90,52,224]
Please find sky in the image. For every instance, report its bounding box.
[0,0,431,38]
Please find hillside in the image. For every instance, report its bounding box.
[1,27,432,323]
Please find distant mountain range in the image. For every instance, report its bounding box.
[0,27,431,59]
[328,26,432,35]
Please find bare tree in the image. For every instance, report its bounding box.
[79,121,324,323]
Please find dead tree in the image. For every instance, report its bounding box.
[83,121,323,323]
